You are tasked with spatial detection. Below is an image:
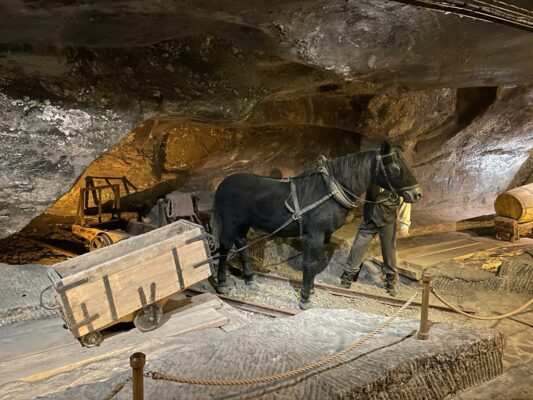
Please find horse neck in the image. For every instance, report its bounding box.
[327,151,376,196]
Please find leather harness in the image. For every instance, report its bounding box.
[284,151,408,237]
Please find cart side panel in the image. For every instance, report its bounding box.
[55,220,195,278]
[59,236,211,337]
[59,226,203,287]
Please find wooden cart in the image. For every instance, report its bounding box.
[47,220,213,347]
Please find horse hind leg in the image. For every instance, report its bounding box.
[300,231,325,310]
[234,226,253,285]
[215,231,237,295]
[215,244,231,294]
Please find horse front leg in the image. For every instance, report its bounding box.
[299,231,325,310]
[235,228,254,285]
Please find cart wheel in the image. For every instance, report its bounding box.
[90,233,113,251]
[134,305,163,332]
[80,331,103,347]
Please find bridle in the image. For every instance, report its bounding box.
[375,152,403,202]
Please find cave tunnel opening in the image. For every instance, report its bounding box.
[1,83,531,266]
[414,86,498,156]
[0,115,363,265]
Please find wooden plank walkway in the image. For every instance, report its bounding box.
[376,237,520,280]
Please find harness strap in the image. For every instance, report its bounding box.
[376,154,396,194]
[285,179,335,238]
[296,192,335,217]
[284,180,301,237]
[318,165,358,209]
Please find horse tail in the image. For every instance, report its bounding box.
[209,196,222,246]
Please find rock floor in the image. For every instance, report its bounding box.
[0,232,531,399]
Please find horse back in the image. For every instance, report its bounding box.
[216,172,289,203]
[214,172,292,227]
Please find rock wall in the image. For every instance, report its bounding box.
[413,86,533,219]
[45,84,460,219]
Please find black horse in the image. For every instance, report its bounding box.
[210,141,422,308]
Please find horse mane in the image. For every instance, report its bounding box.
[327,150,377,196]
[292,150,377,205]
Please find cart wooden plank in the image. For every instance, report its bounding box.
[64,241,210,337]
[55,219,199,278]
[59,227,204,286]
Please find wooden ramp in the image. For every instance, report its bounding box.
[377,237,517,280]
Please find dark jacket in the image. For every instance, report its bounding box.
[363,185,401,227]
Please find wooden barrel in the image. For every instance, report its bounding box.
[494,183,533,223]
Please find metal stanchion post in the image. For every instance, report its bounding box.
[130,352,146,400]
[418,272,432,340]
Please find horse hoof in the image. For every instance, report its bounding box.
[299,300,312,310]
[216,284,230,295]
[245,280,255,288]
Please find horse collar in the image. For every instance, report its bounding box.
[317,158,358,209]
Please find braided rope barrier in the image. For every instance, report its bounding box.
[147,292,418,386]
[102,378,131,400]
[431,288,533,321]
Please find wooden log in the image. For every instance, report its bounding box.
[29,239,79,258]
[494,183,533,223]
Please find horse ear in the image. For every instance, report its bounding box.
[380,140,392,155]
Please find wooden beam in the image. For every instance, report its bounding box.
[20,346,134,382]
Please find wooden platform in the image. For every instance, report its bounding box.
[377,237,519,280]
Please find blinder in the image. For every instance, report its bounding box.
[386,162,401,179]
[376,152,409,194]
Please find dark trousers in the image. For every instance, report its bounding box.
[345,220,398,281]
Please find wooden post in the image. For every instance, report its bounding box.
[79,189,86,226]
[130,352,146,400]
[418,272,432,340]
[97,188,103,223]
[115,185,121,220]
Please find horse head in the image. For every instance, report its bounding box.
[374,141,422,204]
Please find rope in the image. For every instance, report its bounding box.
[147,292,418,386]
[102,377,131,400]
[431,288,533,321]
